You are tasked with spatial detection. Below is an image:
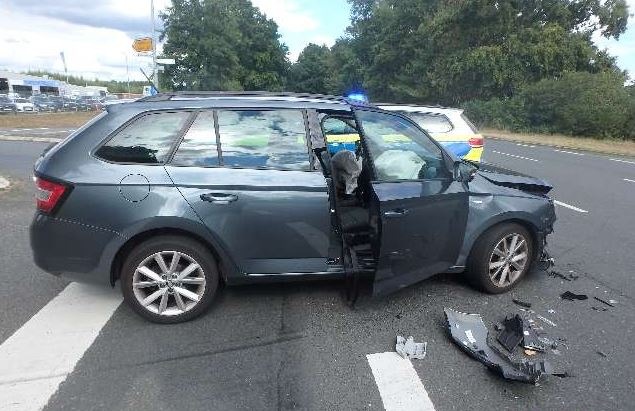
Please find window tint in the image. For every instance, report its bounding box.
[403,112,453,133]
[357,110,448,181]
[217,110,310,170]
[96,111,190,164]
[171,111,218,166]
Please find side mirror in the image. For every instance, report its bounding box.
[454,160,477,182]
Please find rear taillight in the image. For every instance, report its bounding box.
[468,135,484,148]
[35,177,68,214]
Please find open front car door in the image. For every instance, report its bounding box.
[355,109,470,296]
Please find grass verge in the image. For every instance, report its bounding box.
[483,128,635,158]
[0,111,100,129]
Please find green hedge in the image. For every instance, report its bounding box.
[464,72,635,140]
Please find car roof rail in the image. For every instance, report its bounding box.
[376,102,462,111]
[137,91,352,103]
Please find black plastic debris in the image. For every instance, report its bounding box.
[497,315,524,352]
[444,308,552,384]
[596,350,608,358]
[512,298,532,309]
[593,296,616,307]
[560,291,588,301]
[522,321,545,352]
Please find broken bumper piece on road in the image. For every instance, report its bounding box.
[444,308,552,384]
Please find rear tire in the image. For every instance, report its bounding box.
[467,223,533,294]
[121,235,219,324]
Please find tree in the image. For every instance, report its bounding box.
[344,0,630,104]
[288,44,333,94]
[160,0,289,91]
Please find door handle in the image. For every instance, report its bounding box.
[200,193,238,204]
[383,208,409,218]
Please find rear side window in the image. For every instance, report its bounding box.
[217,109,310,170]
[171,111,218,166]
[402,112,453,133]
[95,111,191,164]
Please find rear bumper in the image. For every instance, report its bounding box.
[30,213,124,285]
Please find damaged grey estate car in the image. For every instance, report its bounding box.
[30,92,556,323]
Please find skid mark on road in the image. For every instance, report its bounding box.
[554,200,588,213]
[0,283,121,411]
[491,150,539,162]
[367,352,435,411]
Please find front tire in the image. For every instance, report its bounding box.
[467,223,533,294]
[121,236,219,323]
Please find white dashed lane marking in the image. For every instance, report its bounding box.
[515,143,535,148]
[367,352,435,411]
[554,200,588,213]
[554,149,584,156]
[491,150,539,162]
[610,158,635,165]
[0,283,122,411]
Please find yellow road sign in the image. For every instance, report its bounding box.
[132,37,153,53]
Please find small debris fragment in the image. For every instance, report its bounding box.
[596,350,608,358]
[591,306,608,312]
[561,291,588,301]
[548,270,578,281]
[537,315,557,327]
[395,336,427,360]
[552,371,572,378]
[497,315,524,352]
[547,309,556,314]
[593,296,616,307]
[524,349,537,356]
[512,298,532,309]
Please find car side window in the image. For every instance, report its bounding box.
[403,112,453,133]
[96,111,191,164]
[217,109,310,170]
[321,116,361,155]
[171,111,218,167]
[357,110,449,181]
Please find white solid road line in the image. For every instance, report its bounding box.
[0,283,122,411]
[491,150,539,162]
[624,178,635,183]
[367,352,435,411]
[554,200,588,213]
[610,158,635,165]
[554,149,584,156]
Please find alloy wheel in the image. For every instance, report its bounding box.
[488,233,529,288]
[132,251,206,316]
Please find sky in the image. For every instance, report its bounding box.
[0,0,633,83]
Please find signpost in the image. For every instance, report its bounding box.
[132,37,153,53]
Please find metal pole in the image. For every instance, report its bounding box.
[151,0,158,91]
[126,54,131,94]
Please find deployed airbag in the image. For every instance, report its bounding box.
[373,150,425,180]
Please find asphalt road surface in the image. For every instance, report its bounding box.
[0,138,634,410]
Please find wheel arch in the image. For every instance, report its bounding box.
[458,212,543,267]
[110,226,236,287]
